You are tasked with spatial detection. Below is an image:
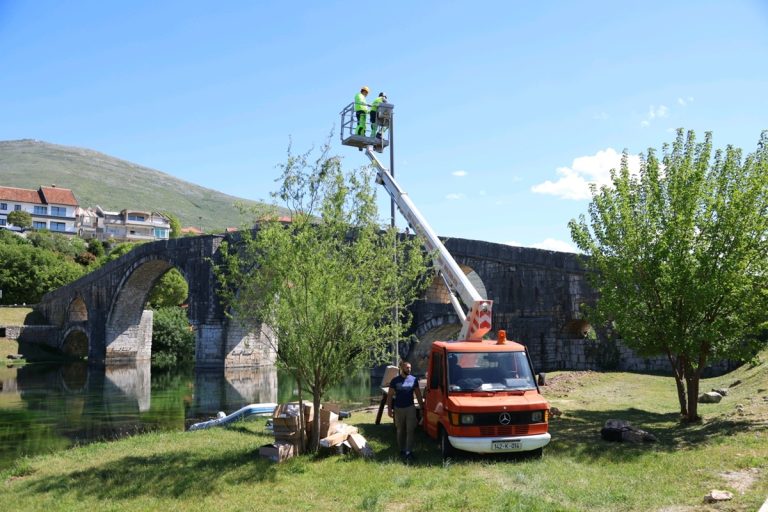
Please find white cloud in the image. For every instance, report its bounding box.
[531,148,642,200]
[446,193,465,200]
[452,170,467,177]
[641,104,669,127]
[531,238,578,253]
[593,111,609,120]
[503,240,522,247]
[677,96,694,107]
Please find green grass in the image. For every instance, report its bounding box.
[0,307,33,325]
[0,139,284,231]
[1,354,767,511]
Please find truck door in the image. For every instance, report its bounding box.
[424,350,444,439]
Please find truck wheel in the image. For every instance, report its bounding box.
[440,428,453,460]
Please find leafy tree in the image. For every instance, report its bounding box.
[149,268,189,308]
[0,241,84,304]
[163,212,182,239]
[99,242,140,264]
[215,142,428,451]
[7,210,32,230]
[86,238,105,258]
[569,130,768,422]
[27,231,88,262]
[151,306,195,367]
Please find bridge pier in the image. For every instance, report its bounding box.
[105,310,153,364]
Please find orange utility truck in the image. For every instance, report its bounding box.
[341,101,551,458]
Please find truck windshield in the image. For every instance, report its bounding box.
[447,351,536,392]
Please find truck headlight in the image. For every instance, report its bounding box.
[460,414,475,425]
[531,411,544,423]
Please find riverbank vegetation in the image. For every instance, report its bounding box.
[2,350,766,511]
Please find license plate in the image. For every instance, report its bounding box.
[491,440,522,450]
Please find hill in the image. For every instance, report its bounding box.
[0,139,273,231]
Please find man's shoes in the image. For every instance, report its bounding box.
[404,451,414,464]
[375,132,382,139]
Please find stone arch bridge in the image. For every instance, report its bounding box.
[33,232,602,371]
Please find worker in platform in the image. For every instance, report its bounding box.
[354,86,370,136]
[387,360,425,463]
[370,92,387,138]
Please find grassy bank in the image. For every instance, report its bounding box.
[0,307,33,326]
[2,355,767,511]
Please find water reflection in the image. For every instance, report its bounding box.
[0,362,376,467]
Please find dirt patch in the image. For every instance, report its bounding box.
[540,371,599,398]
[719,468,760,494]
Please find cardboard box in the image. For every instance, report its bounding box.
[310,408,340,439]
[272,402,313,432]
[348,433,375,459]
[381,365,400,388]
[259,442,296,463]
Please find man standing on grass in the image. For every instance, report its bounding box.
[387,360,425,463]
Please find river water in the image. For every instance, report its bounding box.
[0,361,379,467]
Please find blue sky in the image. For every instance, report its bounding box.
[1,1,766,251]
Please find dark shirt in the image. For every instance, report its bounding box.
[390,374,418,409]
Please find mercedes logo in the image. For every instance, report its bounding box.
[499,412,511,425]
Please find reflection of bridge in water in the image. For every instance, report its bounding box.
[5,363,278,446]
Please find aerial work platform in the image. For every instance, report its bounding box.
[340,101,393,152]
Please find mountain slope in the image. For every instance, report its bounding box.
[0,139,271,231]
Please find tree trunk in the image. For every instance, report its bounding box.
[666,351,688,418]
[311,375,323,452]
[684,367,701,423]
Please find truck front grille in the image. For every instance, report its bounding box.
[479,425,531,436]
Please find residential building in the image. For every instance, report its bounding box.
[76,206,171,242]
[0,185,79,234]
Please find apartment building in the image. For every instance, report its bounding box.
[0,185,79,233]
[76,206,170,242]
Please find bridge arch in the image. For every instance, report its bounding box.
[67,296,89,322]
[61,326,89,359]
[105,257,177,362]
[407,313,462,374]
[424,264,488,304]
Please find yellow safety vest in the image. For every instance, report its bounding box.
[354,93,369,112]
[371,96,385,112]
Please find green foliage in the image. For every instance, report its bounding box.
[86,238,105,257]
[149,269,189,308]
[26,231,88,261]
[7,210,32,229]
[569,129,768,421]
[215,141,429,451]
[164,212,182,239]
[101,242,140,263]
[151,306,195,368]
[0,239,84,304]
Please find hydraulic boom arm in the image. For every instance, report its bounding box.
[363,147,493,341]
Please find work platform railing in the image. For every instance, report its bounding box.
[339,101,393,151]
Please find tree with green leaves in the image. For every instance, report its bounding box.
[7,210,32,230]
[163,212,182,239]
[569,129,768,422]
[0,235,84,304]
[215,142,428,451]
[151,306,195,367]
[149,268,189,308]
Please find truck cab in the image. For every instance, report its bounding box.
[423,331,551,458]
